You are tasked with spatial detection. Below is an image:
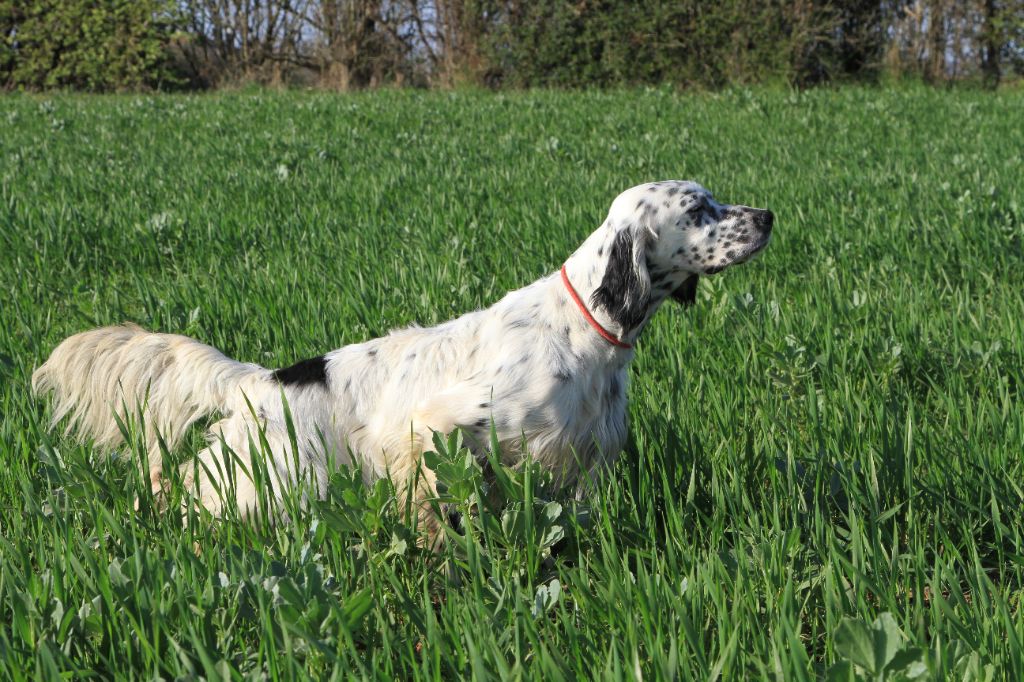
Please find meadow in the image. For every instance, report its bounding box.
[0,86,1022,679]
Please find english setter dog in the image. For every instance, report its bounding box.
[33,181,773,536]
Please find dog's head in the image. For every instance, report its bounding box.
[591,181,773,330]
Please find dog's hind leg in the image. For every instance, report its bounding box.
[159,412,269,519]
[175,408,329,520]
[180,446,261,519]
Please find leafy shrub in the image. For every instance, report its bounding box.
[1,0,178,91]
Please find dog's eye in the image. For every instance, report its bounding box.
[686,199,708,218]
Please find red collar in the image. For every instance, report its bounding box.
[560,265,633,350]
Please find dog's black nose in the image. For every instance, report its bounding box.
[753,210,774,234]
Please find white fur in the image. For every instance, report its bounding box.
[33,181,772,533]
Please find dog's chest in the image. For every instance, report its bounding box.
[488,365,629,474]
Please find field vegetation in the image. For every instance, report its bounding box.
[1,86,1022,678]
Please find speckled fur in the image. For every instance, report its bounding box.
[32,181,773,537]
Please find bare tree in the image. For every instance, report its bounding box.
[309,0,418,88]
[180,0,315,85]
[885,0,1012,84]
[980,0,1001,86]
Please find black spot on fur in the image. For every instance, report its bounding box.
[554,370,571,382]
[670,275,700,307]
[479,402,490,408]
[591,229,650,332]
[475,418,488,427]
[446,506,464,533]
[273,355,328,387]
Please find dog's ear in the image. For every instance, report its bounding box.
[670,275,699,307]
[591,226,652,331]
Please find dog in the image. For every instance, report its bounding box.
[33,181,773,537]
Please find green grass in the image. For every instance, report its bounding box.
[1,86,1022,679]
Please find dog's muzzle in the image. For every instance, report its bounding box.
[734,209,774,264]
[753,209,774,235]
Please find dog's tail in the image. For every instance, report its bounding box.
[32,324,268,463]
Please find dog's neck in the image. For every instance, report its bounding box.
[561,229,675,350]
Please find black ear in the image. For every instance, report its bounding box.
[670,275,699,307]
[591,228,651,331]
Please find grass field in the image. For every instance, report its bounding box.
[1,86,1023,679]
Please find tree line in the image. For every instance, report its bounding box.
[2,0,1022,91]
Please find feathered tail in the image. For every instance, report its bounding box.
[32,324,267,468]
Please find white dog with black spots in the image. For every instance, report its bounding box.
[33,180,773,540]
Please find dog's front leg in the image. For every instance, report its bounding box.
[382,423,444,549]
[371,384,496,548]
[390,398,480,548]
